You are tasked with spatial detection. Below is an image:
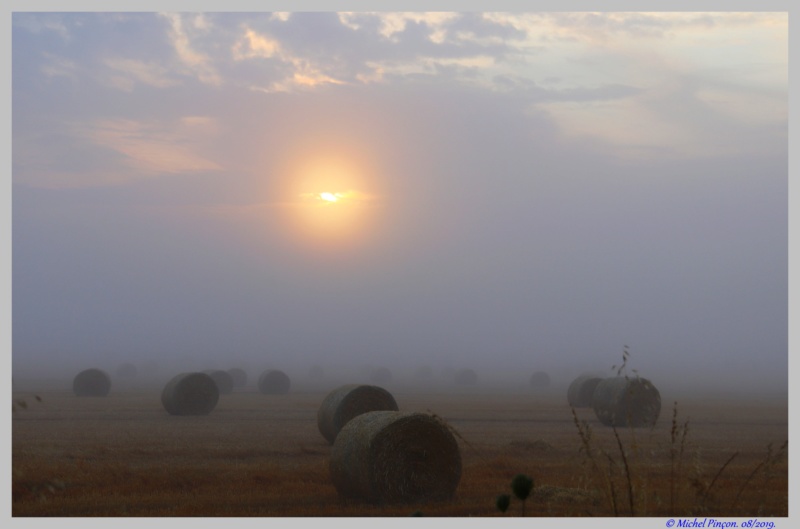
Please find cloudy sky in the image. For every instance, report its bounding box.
[9,9,788,389]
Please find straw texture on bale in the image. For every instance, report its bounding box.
[370,367,392,384]
[317,384,399,444]
[204,370,234,395]
[453,368,477,386]
[592,376,661,427]
[567,374,603,408]
[161,372,220,416]
[73,368,111,397]
[258,369,291,394]
[529,370,551,388]
[330,411,462,504]
[227,368,247,388]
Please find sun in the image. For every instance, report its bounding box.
[268,151,386,251]
[319,192,340,203]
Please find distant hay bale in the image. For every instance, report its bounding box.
[370,367,392,385]
[203,370,234,395]
[439,367,456,381]
[161,372,219,416]
[453,368,477,386]
[115,362,138,380]
[330,411,462,504]
[258,369,291,394]
[227,368,247,388]
[317,384,399,444]
[567,374,603,408]
[592,376,661,427]
[529,370,551,388]
[73,368,111,397]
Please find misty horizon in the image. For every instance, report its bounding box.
[10,12,788,398]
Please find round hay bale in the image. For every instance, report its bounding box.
[330,411,462,504]
[453,368,477,386]
[592,376,661,427]
[529,370,551,388]
[317,384,399,444]
[73,368,111,397]
[567,374,603,408]
[161,372,219,416]
[370,367,392,385]
[258,369,291,394]
[227,368,247,388]
[203,370,234,395]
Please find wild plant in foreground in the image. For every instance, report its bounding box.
[12,394,42,414]
[495,493,511,514]
[572,406,618,515]
[730,440,788,513]
[511,473,534,516]
[669,400,691,512]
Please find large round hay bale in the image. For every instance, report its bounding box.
[161,372,219,416]
[567,374,603,408]
[453,368,477,386]
[330,411,462,504]
[203,370,234,395]
[227,368,247,388]
[529,370,551,388]
[370,367,392,385]
[317,384,399,444]
[592,376,661,427]
[73,368,111,397]
[258,369,291,394]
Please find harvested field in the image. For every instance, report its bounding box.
[11,386,787,517]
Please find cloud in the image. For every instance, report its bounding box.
[13,13,72,40]
[39,52,79,81]
[231,25,348,92]
[537,73,787,161]
[13,116,225,188]
[159,12,221,86]
[80,117,223,176]
[103,58,179,90]
[483,12,782,45]
[232,28,282,60]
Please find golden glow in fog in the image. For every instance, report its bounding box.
[319,192,340,202]
[277,155,383,250]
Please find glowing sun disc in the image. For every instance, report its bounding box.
[319,192,339,202]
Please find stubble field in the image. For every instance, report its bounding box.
[11,381,788,518]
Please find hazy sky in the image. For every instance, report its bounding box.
[10,10,788,388]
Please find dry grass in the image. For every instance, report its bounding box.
[12,388,787,517]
